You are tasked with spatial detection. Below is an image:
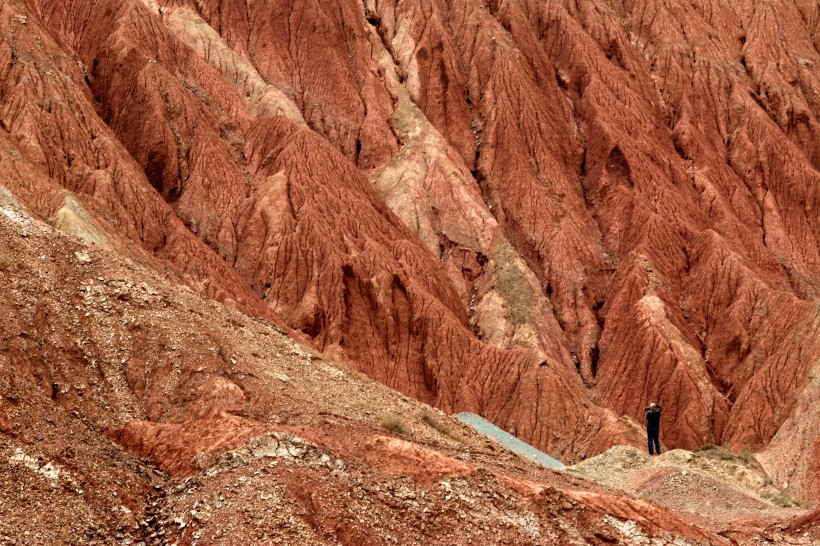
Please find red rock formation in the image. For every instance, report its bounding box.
[6,0,633,467]
[375,0,819,481]
[0,0,272,319]
[0,0,817,509]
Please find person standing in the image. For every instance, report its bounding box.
[645,402,662,455]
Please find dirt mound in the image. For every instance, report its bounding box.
[561,445,812,542]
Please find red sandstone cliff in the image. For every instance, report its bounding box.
[1,0,818,511]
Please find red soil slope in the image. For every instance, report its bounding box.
[0,190,732,545]
[1,0,818,508]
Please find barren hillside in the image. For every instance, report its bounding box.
[0,0,819,542]
[0,178,736,545]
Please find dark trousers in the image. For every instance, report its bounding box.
[647,428,661,455]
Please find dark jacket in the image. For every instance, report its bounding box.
[645,406,662,430]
